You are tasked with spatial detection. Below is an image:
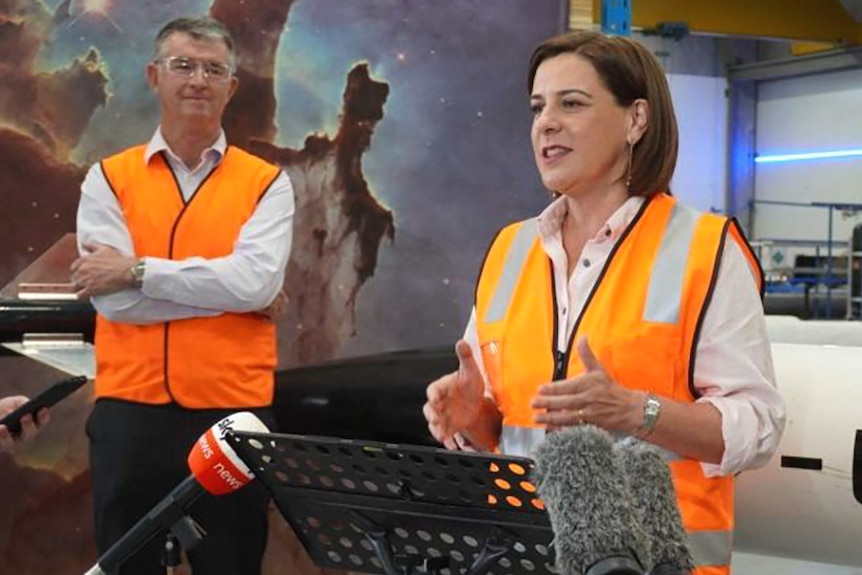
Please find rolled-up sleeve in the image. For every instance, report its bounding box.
[694,239,786,477]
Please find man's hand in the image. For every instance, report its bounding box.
[531,336,643,433]
[0,396,50,453]
[423,340,485,450]
[258,289,289,321]
[70,241,138,299]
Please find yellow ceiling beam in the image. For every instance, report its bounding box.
[577,0,862,44]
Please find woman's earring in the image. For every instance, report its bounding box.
[625,141,633,189]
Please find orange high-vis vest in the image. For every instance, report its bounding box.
[94,145,282,409]
[475,193,763,575]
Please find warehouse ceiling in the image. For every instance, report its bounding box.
[840,0,862,22]
[572,0,862,44]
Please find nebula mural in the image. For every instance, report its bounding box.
[0,0,567,572]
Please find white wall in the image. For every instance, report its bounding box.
[754,68,862,252]
[668,73,728,213]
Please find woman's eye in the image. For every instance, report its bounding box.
[529,103,543,115]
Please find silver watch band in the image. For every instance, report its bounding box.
[130,259,145,287]
[638,392,661,437]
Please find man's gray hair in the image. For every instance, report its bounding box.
[154,16,236,67]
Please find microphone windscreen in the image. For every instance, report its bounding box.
[532,425,650,575]
[187,411,270,495]
[616,441,694,573]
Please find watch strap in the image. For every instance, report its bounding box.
[130,259,145,287]
[637,392,661,437]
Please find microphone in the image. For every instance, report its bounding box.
[615,441,694,575]
[83,411,269,575]
[532,425,649,575]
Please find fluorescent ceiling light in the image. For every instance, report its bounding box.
[755,149,862,164]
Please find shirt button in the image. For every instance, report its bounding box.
[562,308,567,315]
[604,228,612,237]
[582,259,591,268]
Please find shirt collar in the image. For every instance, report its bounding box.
[537,194,646,245]
[144,126,227,169]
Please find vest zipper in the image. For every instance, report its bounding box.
[545,197,654,382]
[553,349,568,381]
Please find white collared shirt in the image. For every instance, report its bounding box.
[76,127,295,324]
[466,195,786,477]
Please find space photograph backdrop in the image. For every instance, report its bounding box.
[0,0,567,572]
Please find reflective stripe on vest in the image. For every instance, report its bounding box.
[688,529,733,567]
[499,424,545,457]
[485,206,703,328]
[500,423,685,460]
[484,218,538,324]
[644,203,700,323]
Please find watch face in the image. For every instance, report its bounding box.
[642,396,661,434]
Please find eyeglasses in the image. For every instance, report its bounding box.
[157,56,234,83]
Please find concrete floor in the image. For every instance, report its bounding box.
[732,551,862,574]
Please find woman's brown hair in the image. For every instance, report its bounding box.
[528,31,678,197]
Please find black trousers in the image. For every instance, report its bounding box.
[87,399,274,575]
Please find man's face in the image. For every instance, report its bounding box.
[146,32,238,125]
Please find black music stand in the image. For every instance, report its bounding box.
[228,431,557,575]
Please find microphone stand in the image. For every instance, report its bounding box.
[351,510,513,575]
[161,515,207,574]
[162,534,181,574]
[83,480,207,575]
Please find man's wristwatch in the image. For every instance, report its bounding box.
[637,393,661,437]
[130,259,145,288]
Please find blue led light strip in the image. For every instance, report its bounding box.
[755,149,862,164]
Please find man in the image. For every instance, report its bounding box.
[70,16,293,575]
[0,396,49,452]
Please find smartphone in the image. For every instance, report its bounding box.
[0,375,89,435]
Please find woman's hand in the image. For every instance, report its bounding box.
[532,337,643,433]
[423,340,485,449]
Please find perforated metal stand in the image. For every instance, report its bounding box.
[228,432,556,575]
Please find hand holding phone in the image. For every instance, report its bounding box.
[0,396,47,451]
[0,376,89,450]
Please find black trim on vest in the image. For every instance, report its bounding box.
[98,161,120,201]
[160,149,223,405]
[729,217,765,300]
[556,195,654,380]
[160,151,185,206]
[687,218,731,400]
[549,259,564,380]
[163,322,174,403]
[255,170,283,207]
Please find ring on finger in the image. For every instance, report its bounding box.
[576,408,585,425]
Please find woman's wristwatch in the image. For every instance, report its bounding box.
[637,392,661,437]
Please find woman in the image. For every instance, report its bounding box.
[423,31,785,575]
